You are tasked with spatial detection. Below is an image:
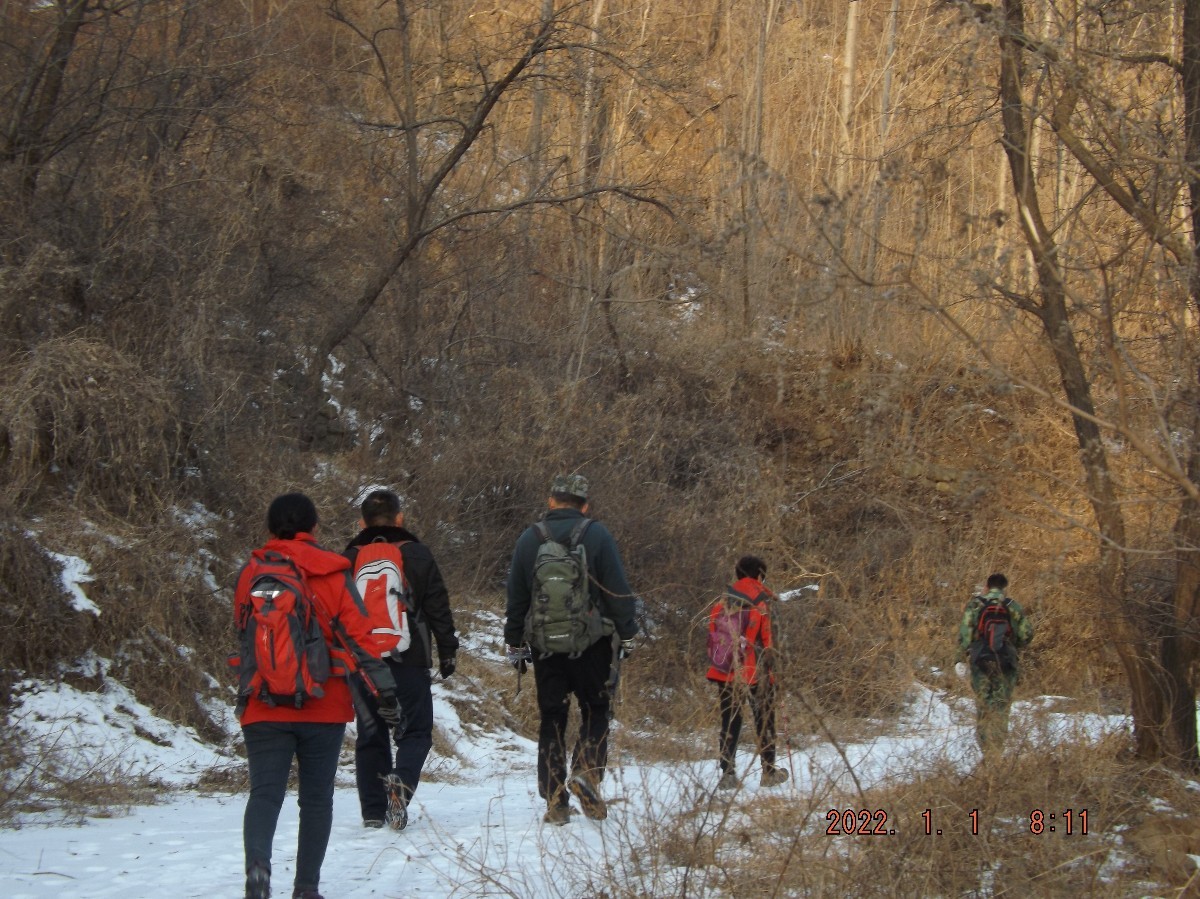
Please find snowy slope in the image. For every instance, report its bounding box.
[0,664,1130,898]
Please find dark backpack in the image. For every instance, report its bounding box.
[707,599,751,673]
[524,519,606,656]
[971,596,1015,672]
[352,537,412,660]
[230,550,332,711]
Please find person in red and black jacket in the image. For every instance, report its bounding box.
[706,555,788,791]
[343,488,459,831]
[234,493,401,899]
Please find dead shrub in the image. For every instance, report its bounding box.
[0,335,178,512]
[0,507,93,695]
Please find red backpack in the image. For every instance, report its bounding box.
[971,595,1015,672]
[352,538,412,659]
[231,550,332,710]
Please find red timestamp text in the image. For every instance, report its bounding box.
[826,809,891,835]
[824,808,1091,836]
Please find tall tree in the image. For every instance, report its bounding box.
[946,0,1200,766]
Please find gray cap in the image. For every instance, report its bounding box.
[550,473,589,500]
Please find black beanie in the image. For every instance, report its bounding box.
[266,493,318,539]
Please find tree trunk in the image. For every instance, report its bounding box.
[1165,0,1200,770]
[4,0,88,200]
[835,0,859,199]
[997,0,1179,763]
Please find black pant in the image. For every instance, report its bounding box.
[354,662,434,820]
[532,637,614,806]
[716,678,777,774]
[242,721,345,894]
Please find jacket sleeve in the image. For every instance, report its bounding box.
[958,598,981,653]
[755,601,773,650]
[742,604,768,684]
[1008,599,1034,647]
[591,523,640,641]
[405,543,459,660]
[233,562,252,630]
[325,568,397,697]
[504,527,537,646]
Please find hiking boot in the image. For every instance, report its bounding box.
[362,818,384,829]
[716,769,738,790]
[245,860,270,899]
[568,773,608,820]
[760,766,789,787]
[383,774,409,831]
[543,802,571,826]
[292,891,325,899]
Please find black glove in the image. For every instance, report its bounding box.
[506,644,531,671]
[618,638,635,660]
[377,691,406,732]
[439,654,457,679]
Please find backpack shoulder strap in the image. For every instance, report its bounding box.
[534,519,591,548]
[567,518,592,548]
[726,585,755,608]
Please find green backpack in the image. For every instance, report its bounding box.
[524,519,607,656]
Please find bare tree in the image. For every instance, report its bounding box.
[941,0,1200,767]
[298,0,673,435]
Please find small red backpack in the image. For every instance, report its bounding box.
[352,538,412,659]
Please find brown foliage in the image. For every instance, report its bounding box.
[0,505,91,695]
[0,336,178,513]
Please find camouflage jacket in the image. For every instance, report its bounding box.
[958,589,1033,655]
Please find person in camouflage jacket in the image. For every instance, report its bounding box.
[958,572,1033,753]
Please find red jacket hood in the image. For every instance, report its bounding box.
[257,533,350,578]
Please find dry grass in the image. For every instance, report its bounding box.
[0,335,179,512]
[0,505,93,697]
[612,723,1188,898]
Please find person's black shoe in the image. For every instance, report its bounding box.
[245,860,270,899]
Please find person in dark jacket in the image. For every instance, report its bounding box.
[344,489,459,830]
[505,473,640,825]
[235,493,402,899]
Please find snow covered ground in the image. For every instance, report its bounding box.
[0,663,1130,899]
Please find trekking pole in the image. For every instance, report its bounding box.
[777,691,795,776]
[606,630,623,722]
[513,645,531,698]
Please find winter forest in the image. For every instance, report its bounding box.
[6,0,1200,895]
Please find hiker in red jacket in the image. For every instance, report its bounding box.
[706,555,788,791]
[234,493,402,899]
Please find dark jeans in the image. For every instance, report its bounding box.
[716,678,777,773]
[533,637,614,807]
[354,661,434,820]
[242,720,345,894]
